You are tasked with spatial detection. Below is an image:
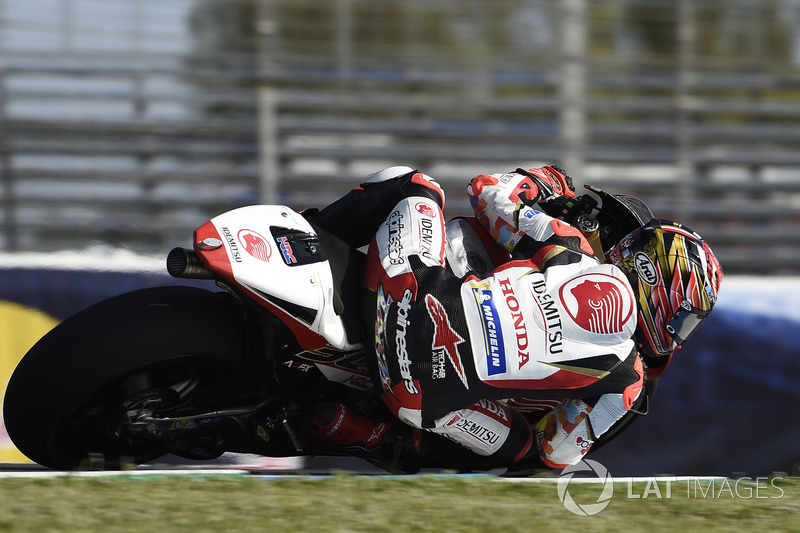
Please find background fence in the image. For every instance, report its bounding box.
[1,0,800,272]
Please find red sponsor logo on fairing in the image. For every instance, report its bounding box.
[237,229,272,262]
[426,294,468,389]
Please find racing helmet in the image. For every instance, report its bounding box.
[608,219,723,364]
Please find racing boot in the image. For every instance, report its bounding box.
[303,402,544,474]
[302,401,424,474]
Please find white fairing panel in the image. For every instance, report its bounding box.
[211,205,358,351]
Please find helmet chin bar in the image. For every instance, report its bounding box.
[637,306,708,363]
[635,316,672,359]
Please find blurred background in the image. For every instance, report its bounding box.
[0,0,798,476]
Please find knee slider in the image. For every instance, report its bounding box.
[365,167,444,208]
[366,166,417,184]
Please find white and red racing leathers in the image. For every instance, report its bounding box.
[363,166,645,469]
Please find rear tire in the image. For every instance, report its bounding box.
[3,286,251,470]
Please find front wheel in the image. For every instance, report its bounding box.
[3,286,252,470]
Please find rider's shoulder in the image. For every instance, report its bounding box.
[542,258,635,295]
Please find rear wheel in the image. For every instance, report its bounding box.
[3,286,252,470]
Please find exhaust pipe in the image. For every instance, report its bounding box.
[166,247,216,279]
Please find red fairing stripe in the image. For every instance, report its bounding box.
[194,221,234,279]
[250,292,331,350]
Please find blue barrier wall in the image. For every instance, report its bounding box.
[592,277,800,477]
[0,260,797,476]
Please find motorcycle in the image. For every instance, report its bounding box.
[3,184,654,472]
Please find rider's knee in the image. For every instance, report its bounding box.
[366,166,445,208]
[366,166,416,184]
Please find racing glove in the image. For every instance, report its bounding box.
[514,165,575,204]
[467,165,577,252]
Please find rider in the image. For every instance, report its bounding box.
[302,165,723,471]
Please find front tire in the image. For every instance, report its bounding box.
[3,286,251,470]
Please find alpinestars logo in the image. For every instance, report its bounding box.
[425,294,469,389]
[385,211,405,265]
[374,285,399,401]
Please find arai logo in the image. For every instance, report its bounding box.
[634,252,659,286]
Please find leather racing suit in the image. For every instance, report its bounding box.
[317,165,646,468]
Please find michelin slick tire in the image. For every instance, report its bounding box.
[3,286,249,470]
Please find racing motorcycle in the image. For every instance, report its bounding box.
[3,184,654,472]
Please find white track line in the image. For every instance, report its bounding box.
[0,469,251,479]
[0,469,731,482]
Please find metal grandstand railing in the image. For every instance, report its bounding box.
[1,0,799,273]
